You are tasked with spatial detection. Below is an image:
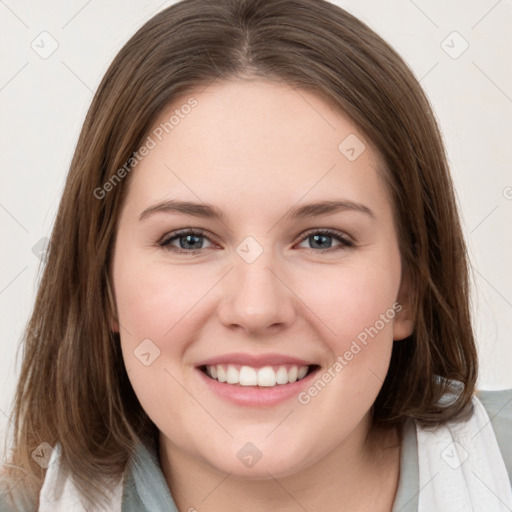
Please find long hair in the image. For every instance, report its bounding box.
[1,0,477,508]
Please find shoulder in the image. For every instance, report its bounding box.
[0,475,20,512]
[0,467,38,512]
[0,491,25,512]
[476,387,512,485]
[476,387,512,436]
[0,486,35,512]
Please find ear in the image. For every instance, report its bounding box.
[392,269,415,341]
[111,317,120,333]
[106,276,120,333]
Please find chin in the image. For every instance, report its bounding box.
[202,443,313,480]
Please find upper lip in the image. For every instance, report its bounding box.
[195,352,315,368]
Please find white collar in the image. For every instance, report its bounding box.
[38,445,124,511]
[416,393,512,511]
[39,394,512,511]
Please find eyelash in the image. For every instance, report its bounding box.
[157,228,355,255]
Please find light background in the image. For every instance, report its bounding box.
[1,0,511,459]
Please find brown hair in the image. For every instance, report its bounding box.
[1,0,478,509]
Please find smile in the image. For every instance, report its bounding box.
[200,364,316,387]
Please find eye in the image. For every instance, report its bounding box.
[295,229,354,252]
[158,228,215,253]
[158,228,354,254]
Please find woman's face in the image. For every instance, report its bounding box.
[111,79,413,478]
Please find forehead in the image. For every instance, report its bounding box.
[123,79,390,220]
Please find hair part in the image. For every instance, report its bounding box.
[1,0,477,508]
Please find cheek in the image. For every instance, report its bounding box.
[296,258,400,346]
[113,249,205,340]
[289,250,400,407]
[112,246,193,390]
[292,265,398,441]
[112,250,200,434]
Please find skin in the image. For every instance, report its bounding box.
[111,78,415,511]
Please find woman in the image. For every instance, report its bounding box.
[1,0,511,510]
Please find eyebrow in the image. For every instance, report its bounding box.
[139,199,376,222]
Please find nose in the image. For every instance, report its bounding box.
[217,247,297,336]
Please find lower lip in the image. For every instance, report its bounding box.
[196,367,320,407]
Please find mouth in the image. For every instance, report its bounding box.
[198,363,321,388]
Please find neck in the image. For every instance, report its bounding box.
[158,414,401,512]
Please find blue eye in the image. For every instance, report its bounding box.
[158,228,354,254]
[159,229,214,252]
[297,229,354,251]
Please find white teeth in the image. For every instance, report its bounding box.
[239,366,257,386]
[257,367,276,387]
[297,366,308,380]
[217,365,226,383]
[275,366,288,385]
[226,364,238,384]
[204,364,311,387]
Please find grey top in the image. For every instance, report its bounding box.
[1,389,511,511]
